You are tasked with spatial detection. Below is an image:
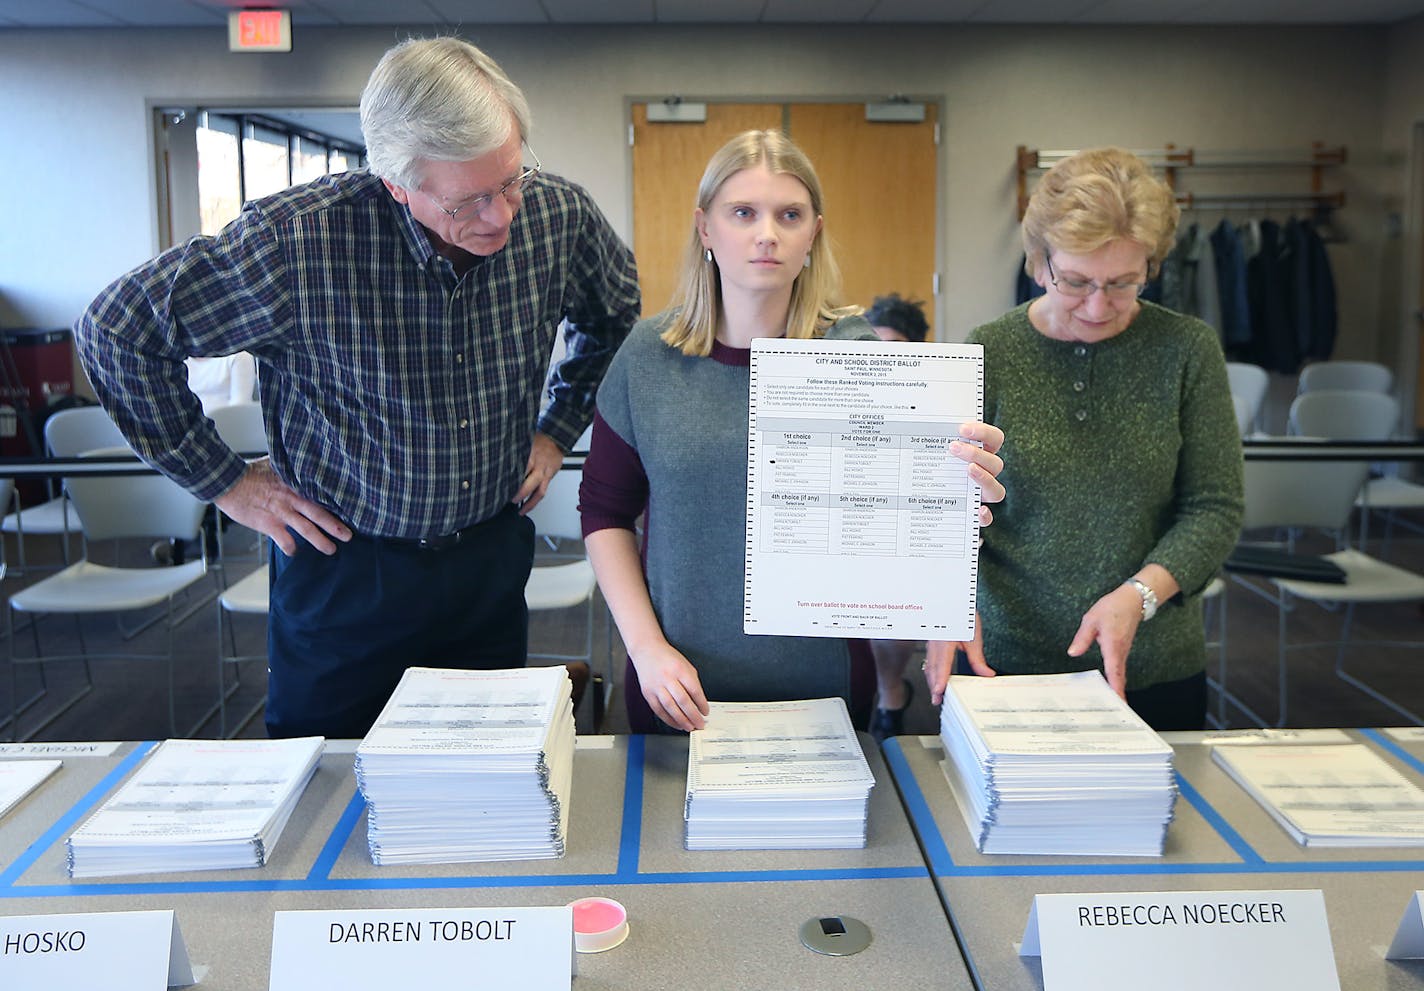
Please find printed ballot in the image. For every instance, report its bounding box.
[745,338,983,640]
[0,759,61,820]
[1212,742,1424,847]
[355,666,575,864]
[685,698,874,850]
[66,738,322,878]
[940,671,1176,856]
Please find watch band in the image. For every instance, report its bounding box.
[1126,578,1158,622]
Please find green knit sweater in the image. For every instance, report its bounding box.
[969,300,1244,690]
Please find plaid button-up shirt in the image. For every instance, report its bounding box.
[75,170,639,539]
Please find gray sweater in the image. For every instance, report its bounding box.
[969,300,1244,689]
[589,314,873,706]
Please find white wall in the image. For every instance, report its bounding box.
[0,23,1396,363]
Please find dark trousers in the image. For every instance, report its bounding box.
[1125,671,1208,732]
[265,505,534,739]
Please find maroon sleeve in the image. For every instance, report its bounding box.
[578,410,648,538]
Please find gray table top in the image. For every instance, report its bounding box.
[884,727,1424,991]
[0,734,971,990]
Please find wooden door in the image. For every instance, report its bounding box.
[789,103,940,337]
[631,103,782,318]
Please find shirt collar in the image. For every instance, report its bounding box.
[385,192,441,268]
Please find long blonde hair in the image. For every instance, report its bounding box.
[661,130,859,357]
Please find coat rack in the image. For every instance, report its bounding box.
[1014,143,1347,220]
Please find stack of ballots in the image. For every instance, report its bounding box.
[685,698,875,850]
[355,666,575,865]
[66,737,324,878]
[939,671,1177,856]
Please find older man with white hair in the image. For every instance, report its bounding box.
[75,37,638,738]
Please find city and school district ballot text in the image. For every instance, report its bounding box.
[745,338,983,640]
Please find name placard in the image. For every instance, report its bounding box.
[269,906,573,990]
[1387,891,1424,960]
[1020,889,1339,991]
[0,742,121,757]
[0,910,192,991]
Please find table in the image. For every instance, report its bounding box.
[884,727,1424,991]
[1,734,972,990]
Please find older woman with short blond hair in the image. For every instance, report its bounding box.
[926,147,1243,731]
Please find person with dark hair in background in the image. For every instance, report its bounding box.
[861,293,932,740]
[864,293,929,345]
[74,37,639,738]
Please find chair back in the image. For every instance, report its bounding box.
[1242,458,1370,533]
[1297,360,1393,395]
[65,446,207,543]
[1225,362,1268,432]
[208,402,269,456]
[44,405,126,457]
[1289,390,1398,440]
[1231,394,1251,437]
[526,469,584,542]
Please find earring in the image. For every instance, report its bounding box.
[705,248,713,263]
[803,254,811,269]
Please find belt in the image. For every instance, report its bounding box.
[360,510,511,552]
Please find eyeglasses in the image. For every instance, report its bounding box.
[427,145,542,220]
[1045,255,1148,300]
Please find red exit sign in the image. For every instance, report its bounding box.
[227,9,292,52]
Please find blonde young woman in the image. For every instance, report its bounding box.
[926,147,1243,731]
[579,130,1005,733]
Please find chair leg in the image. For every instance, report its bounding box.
[217,605,228,739]
[1330,603,1424,726]
[166,598,178,738]
[1275,586,1289,728]
[1208,590,1229,729]
[6,609,95,742]
[6,606,18,742]
[591,673,605,732]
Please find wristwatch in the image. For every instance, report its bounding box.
[1125,578,1158,622]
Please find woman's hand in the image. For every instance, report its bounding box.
[1066,584,1144,699]
[631,642,711,732]
[925,621,996,706]
[953,422,1005,525]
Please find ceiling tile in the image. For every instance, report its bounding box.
[866,0,985,20]
[967,0,1104,23]
[655,0,767,22]
[0,0,1418,28]
[543,0,654,22]
[1182,0,1424,22]
[421,0,551,26]
[193,0,343,27]
[2,0,191,27]
[1071,0,1212,22]
[760,0,880,22]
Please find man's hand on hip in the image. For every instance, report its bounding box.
[513,431,565,514]
[214,458,351,557]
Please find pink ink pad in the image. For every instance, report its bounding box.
[568,896,629,953]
